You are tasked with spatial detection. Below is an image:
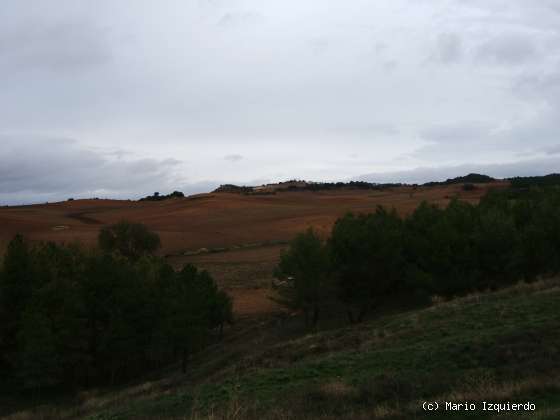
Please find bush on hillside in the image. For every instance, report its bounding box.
[98,220,161,260]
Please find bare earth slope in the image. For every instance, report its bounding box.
[0,183,505,317]
[0,183,503,253]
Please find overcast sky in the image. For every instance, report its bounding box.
[2,0,560,204]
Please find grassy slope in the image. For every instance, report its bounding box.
[73,279,560,420]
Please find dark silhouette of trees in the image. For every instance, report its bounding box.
[423,173,494,187]
[0,224,232,391]
[139,191,185,201]
[329,208,405,323]
[273,228,331,328]
[509,174,560,189]
[276,187,560,325]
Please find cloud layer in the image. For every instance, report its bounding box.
[358,157,560,185]
[0,136,190,204]
[1,0,560,203]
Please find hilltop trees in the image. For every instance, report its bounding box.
[509,174,560,189]
[0,223,232,391]
[423,173,495,187]
[274,228,331,328]
[139,191,185,201]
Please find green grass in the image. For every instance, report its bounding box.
[80,279,560,419]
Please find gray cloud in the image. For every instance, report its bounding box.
[542,0,560,14]
[420,121,494,144]
[475,33,537,66]
[217,11,263,27]
[514,71,560,107]
[544,145,560,155]
[434,33,463,64]
[411,121,501,161]
[374,42,387,53]
[224,154,244,162]
[0,135,187,205]
[383,60,398,72]
[309,37,330,55]
[0,20,111,74]
[358,157,560,185]
[412,113,560,163]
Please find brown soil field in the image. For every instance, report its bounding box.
[168,244,284,288]
[168,245,286,317]
[0,183,506,316]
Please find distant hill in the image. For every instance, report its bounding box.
[214,180,403,194]
[214,174,502,194]
[213,184,254,193]
[148,173,558,199]
[423,173,495,186]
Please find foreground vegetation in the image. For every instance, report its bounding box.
[7,277,557,419]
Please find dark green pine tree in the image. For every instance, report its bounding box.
[273,228,332,328]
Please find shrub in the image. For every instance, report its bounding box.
[98,221,161,260]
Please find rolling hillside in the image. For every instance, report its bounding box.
[0,183,507,320]
[2,181,559,420]
[0,183,504,256]
[6,277,559,419]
